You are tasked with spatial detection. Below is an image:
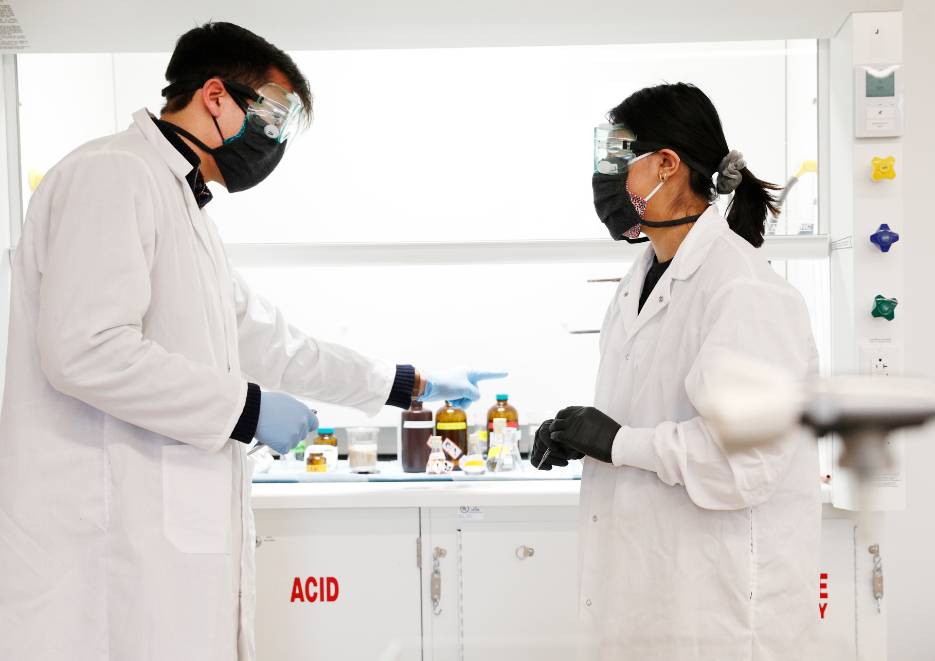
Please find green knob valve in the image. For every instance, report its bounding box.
[871,295,898,321]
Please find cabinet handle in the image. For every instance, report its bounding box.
[869,544,884,613]
[431,547,447,616]
[516,545,536,560]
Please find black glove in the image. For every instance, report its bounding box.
[549,406,621,464]
[530,419,584,471]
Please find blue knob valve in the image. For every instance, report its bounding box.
[870,224,900,253]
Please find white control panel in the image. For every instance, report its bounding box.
[854,64,903,138]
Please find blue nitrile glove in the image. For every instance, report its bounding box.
[418,368,508,410]
[255,392,319,455]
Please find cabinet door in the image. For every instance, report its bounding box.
[458,514,579,661]
[816,518,857,661]
[254,507,422,661]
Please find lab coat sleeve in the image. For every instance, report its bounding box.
[36,151,247,452]
[232,270,396,416]
[611,278,817,510]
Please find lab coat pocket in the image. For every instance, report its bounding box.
[162,444,232,554]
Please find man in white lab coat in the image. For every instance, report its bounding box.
[0,22,501,661]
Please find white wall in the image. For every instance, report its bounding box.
[886,0,935,658]
[15,43,825,429]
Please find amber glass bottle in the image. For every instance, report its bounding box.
[435,401,468,469]
[401,401,434,473]
[487,394,519,434]
[315,428,337,446]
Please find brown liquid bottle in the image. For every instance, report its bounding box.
[435,401,468,469]
[487,394,519,434]
[401,401,434,473]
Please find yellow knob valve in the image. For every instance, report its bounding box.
[28,169,45,192]
[795,160,818,179]
[870,156,896,182]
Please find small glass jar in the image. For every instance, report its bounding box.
[316,428,337,446]
[348,427,380,473]
[306,450,327,473]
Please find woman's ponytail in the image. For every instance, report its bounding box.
[724,168,781,249]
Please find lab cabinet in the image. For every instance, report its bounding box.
[254,507,423,661]
[817,518,858,660]
[252,484,887,661]
[815,511,889,661]
[421,506,580,661]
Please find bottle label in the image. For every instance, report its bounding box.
[427,457,454,474]
[403,421,435,429]
[437,422,468,431]
[442,438,464,460]
[488,420,520,431]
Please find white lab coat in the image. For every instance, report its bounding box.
[0,109,396,661]
[577,207,821,660]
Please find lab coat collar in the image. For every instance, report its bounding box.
[131,108,194,183]
[621,206,727,338]
[667,205,727,282]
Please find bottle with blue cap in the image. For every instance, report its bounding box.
[315,428,337,447]
[487,394,519,436]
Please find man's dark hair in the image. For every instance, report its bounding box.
[161,22,312,122]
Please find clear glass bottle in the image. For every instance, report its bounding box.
[348,427,379,473]
[436,401,468,469]
[401,401,434,473]
[487,394,519,435]
[487,417,508,471]
[493,429,524,473]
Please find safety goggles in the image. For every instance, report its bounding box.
[161,78,308,144]
[594,124,659,175]
[224,80,307,144]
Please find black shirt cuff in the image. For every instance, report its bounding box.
[231,382,262,443]
[386,364,416,409]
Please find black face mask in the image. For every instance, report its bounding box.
[162,115,286,193]
[592,172,699,243]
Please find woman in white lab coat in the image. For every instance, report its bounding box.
[532,83,821,660]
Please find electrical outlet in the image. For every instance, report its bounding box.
[859,345,901,377]
[870,354,891,376]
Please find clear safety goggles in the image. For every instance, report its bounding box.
[227,80,307,144]
[593,123,656,175]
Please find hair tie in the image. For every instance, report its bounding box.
[716,150,746,194]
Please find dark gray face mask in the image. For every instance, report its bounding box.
[163,116,286,193]
[592,171,697,243]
